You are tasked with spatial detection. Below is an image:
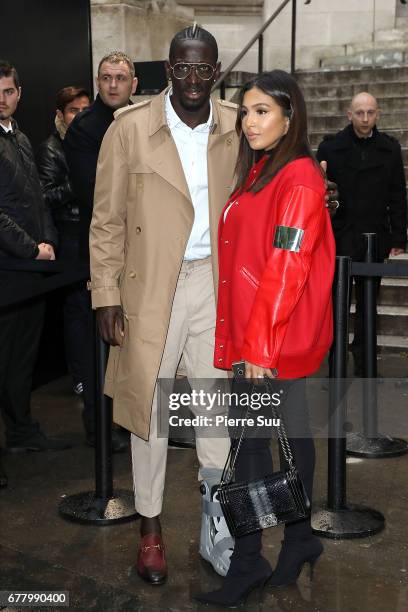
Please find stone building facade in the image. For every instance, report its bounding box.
[91,0,407,75]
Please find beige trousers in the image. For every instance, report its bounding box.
[131,257,230,517]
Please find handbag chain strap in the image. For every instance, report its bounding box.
[220,378,297,487]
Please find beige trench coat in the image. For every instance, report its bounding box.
[89,89,239,440]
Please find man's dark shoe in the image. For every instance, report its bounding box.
[137,533,167,585]
[168,438,196,449]
[86,428,130,453]
[7,431,71,453]
[0,449,7,488]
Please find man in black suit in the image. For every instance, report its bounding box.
[64,52,137,260]
[64,52,137,449]
[317,92,407,374]
[37,86,90,399]
[0,60,69,452]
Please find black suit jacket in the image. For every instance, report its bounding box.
[0,121,57,259]
[317,124,407,260]
[37,131,79,230]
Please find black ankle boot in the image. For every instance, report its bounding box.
[194,555,272,607]
[268,536,323,587]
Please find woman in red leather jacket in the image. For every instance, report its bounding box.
[195,70,335,606]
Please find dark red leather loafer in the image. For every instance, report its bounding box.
[137,533,167,585]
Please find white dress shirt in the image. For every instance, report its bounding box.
[165,91,212,261]
[0,120,13,133]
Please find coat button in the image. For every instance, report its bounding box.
[218,358,223,362]
[220,318,225,323]
[129,271,136,278]
[136,226,142,234]
[221,280,227,284]
[219,344,224,349]
[226,137,232,146]
[224,240,229,245]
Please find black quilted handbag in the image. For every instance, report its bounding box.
[218,380,311,538]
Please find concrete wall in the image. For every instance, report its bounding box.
[262,0,397,71]
[90,1,402,77]
[194,1,399,73]
[90,0,193,78]
[196,14,262,73]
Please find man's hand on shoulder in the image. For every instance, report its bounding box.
[96,305,125,346]
[320,160,339,217]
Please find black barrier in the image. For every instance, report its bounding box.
[58,316,137,524]
[347,234,408,458]
[312,256,385,538]
[0,259,138,525]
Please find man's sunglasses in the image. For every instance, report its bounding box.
[169,62,216,81]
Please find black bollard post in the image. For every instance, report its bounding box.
[347,234,408,458]
[95,331,113,499]
[59,313,138,525]
[327,256,349,510]
[312,256,385,538]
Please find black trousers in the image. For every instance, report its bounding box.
[74,285,95,434]
[228,378,315,566]
[0,297,45,444]
[58,231,86,388]
[57,231,96,434]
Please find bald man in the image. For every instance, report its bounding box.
[317,92,407,375]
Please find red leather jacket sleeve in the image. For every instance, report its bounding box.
[241,184,326,369]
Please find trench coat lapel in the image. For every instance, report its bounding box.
[145,89,192,204]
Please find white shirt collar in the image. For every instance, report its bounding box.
[165,89,213,132]
[0,120,13,133]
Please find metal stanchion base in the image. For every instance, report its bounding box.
[58,489,139,525]
[347,433,408,458]
[312,503,385,539]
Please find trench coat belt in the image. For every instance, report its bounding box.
[181,255,212,273]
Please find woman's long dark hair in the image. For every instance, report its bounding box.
[233,70,318,194]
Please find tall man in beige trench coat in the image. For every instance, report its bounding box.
[89,27,239,584]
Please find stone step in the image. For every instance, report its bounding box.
[379,278,408,306]
[296,66,408,86]
[347,40,408,56]
[375,28,408,44]
[307,95,408,115]
[350,304,408,336]
[301,81,408,101]
[320,49,408,70]
[309,128,408,147]
[308,111,408,132]
[348,332,408,354]
[377,334,408,354]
